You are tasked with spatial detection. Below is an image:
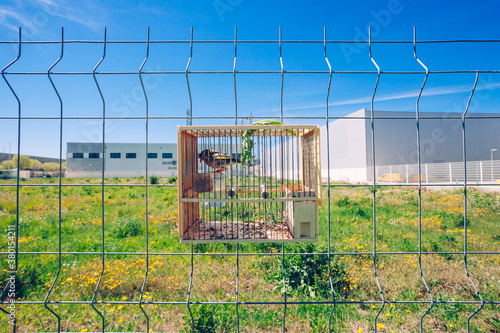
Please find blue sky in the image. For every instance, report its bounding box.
[1,0,500,158]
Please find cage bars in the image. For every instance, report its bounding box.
[178,126,319,242]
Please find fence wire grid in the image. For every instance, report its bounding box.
[0,26,499,333]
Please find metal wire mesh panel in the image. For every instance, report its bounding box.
[0,26,499,333]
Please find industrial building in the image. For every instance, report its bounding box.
[66,110,500,183]
[66,142,244,178]
[320,109,500,183]
[66,142,178,178]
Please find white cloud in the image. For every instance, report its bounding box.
[257,81,500,114]
[329,82,500,107]
[0,7,38,33]
[0,0,106,37]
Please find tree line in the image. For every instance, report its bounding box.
[1,155,66,172]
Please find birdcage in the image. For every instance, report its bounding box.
[177,124,321,243]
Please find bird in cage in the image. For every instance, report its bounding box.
[199,149,243,172]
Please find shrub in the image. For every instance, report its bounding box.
[269,244,351,299]
[167,176,177,184]
[111,218,143,239]
[0,262,41,301]
[182,304,216,332]
[368,185,380,194]
[335,195,350,207]
[149,175,159,185]
[441,212,468,229]
[182,303,236,333]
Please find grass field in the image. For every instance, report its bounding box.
[0,177,499,332]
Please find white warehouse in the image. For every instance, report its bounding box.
[66,143,178,178]
[320,109,500,183]
[66,142,244,178]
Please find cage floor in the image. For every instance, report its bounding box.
[182,220,293,242]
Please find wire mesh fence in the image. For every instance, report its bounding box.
[0,26,499,332]
[328,160,500,184]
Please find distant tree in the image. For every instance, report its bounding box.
[30,160,42,171]
[62,162,66,171]
[11,155,32,170]
[41,162,59,172]
[0,161,10,170]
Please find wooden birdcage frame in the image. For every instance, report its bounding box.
[177,124,321,243]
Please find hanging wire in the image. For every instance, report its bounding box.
[43,27,64,333]
[0,27,21,333]
[279,26,284,123]
[187,244,195,332]
[324,26,338,332]
[279,26,287,332]
[138,26,151,333]
[368,26,386,332]
[413,26,435,332]
[234,26,238,126]
[462,71,485,332]
[90,27,107,333]
[234,26,242,333]
[186,27,194,126]
[185,26,196,332]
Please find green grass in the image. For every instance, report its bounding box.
[0,178,499,332]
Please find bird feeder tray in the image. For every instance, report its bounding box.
[177,124,321,243]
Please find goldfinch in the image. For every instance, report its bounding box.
[199,149,242,172]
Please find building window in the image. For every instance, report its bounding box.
[89,153,100,159]
[110,153,121,159]
[162,153,173,159]
[126,153,136,159]
[73,153,83,158]
[148,153,158,159]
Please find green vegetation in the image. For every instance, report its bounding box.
[1,155,65,172]
[149,175,160,185]
[241,120,297,167]
[0,177,498,332]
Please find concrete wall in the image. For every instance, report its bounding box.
[320,109,500,182]
[365,110,500,166]
[0,170,30,179]
[320,109,368,181]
